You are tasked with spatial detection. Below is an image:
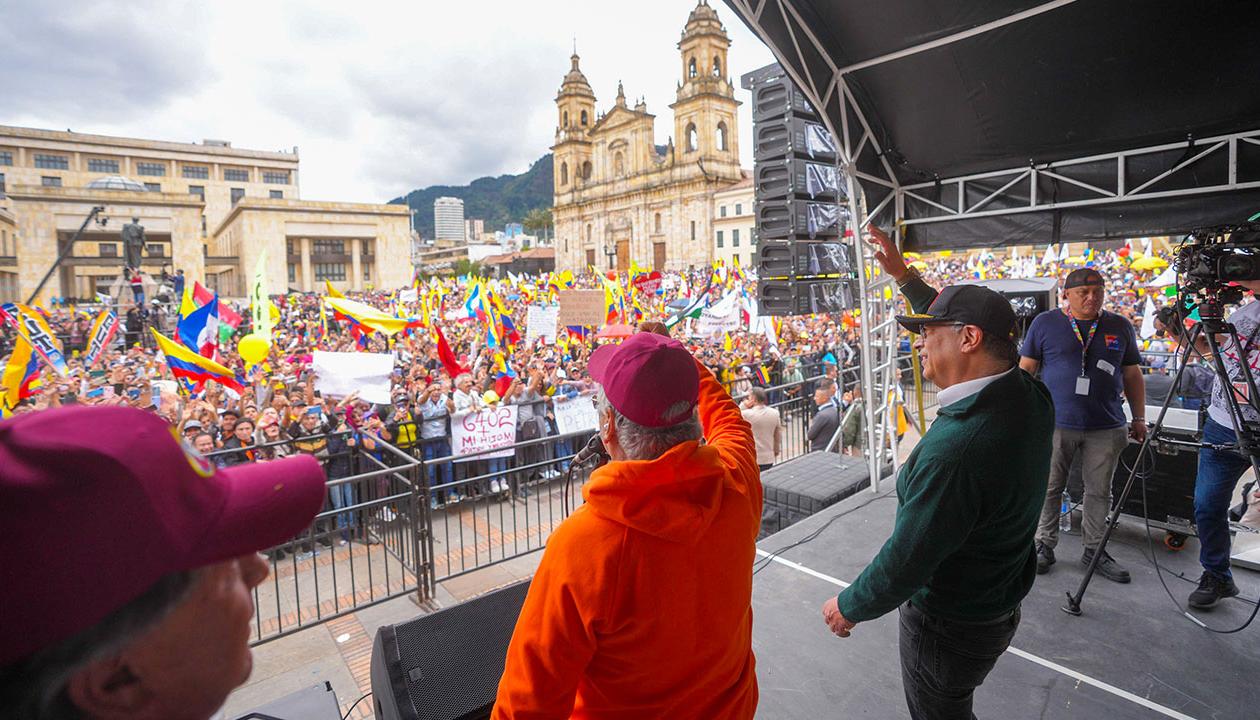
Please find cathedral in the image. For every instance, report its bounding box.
[552,0,744,273]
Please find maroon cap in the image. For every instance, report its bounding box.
[588,333,699,427]
[0,406,327,666]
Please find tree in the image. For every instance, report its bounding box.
[523,207,554,241]
[452,259,483,277]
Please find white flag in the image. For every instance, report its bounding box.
[1041,244,1057,266]
[1140,296,1158,339]
[1058,243,1072,262]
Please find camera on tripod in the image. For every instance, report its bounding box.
[1173,223,1260,298]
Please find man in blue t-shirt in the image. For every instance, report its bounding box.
[1020,268,1146,583]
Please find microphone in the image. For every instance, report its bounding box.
[572,434,609,467]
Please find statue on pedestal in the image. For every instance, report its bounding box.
[121,216,145,270]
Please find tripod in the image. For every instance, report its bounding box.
[1063,288,1260,615]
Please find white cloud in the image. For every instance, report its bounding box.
[2,0,774,203]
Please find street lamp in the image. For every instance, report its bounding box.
[603,242,616,271]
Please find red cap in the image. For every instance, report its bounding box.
[0,406,327,666]
[588,333,699,427]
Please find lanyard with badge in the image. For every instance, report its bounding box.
[1066,309,1100,396]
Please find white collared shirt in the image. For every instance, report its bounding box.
[936,367,1017,408]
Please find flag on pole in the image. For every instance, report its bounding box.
[325,279,345,299]
[1140,296,1158,339]
[325,297,420,336]
[193,281,242,329]
[1058,243,1071,262]
[177,290,221,358]
[1,334,41,417]
[250,251,271,339]
[434,324,468,378]
[1041,244,1056,266]
[1,303,69,378]
[82,309,119,367]
[151,329,245,393]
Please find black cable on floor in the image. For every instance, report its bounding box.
[341,692,372,720]
[753,489,897,577]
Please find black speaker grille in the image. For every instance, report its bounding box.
[382,580,531,720]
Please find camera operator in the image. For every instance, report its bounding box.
[1146,307,1215,409]
[1185,276,1260,608]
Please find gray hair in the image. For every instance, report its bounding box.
[0,570,197,719]
[594,387,702,461]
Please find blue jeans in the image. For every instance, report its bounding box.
[329,480,356,532]
[1196,417,1248,579]
[422,438,453,499]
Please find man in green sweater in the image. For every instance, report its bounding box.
[821,225,1054,720]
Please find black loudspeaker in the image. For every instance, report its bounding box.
[755,157,845,202]
[752,114,839,164]
[756,241,852,279]
[746,65,819,122]
[372,581,531,720]
[758,279,854,315]
[755,198,848,240]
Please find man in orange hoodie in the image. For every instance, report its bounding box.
[492,328,762,719]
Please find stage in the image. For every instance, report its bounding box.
[751,488,1259,719]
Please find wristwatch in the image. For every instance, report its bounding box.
[896,266,922,288]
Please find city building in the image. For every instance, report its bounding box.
[552,1,744,273]
[434,197,464,242]
[0,125,410,302]
[504,222,524,238]
[465,218,485,243]
[712,177,755,269]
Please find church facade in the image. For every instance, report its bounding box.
[552,1,744,274]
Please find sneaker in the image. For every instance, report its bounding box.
[1188,571,1240,609]
[1035,542,1055,575]
[1082,548,1131,584]
[491,480,503,493]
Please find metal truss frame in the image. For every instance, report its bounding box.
[727,0,1259,490]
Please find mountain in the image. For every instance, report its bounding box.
[389,153,553,239]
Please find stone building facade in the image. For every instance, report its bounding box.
[552,1,744,273]
[712,177,755,269]
[0,125,410,302]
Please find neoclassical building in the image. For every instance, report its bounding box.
[552,1,744,273]
[0,125,411,303]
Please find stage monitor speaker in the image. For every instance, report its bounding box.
[759,279,854,316]
[967,277,1059,337]
[755,241,852,280]
[752,114,838,164]
[372,580,530,720]
[744,65,819,123]
[755,198,848,240]
[1066,429,1199,536]
[755,157,845,203]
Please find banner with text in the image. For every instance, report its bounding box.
[556,289,606,328]
[452,405,519,461]
[554,396,598,435]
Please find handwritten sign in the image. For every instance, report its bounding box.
[526,305,560,344]
[452,405,519,461]
[554,396,598,435]
[633,271,663,296]
[557,289,605,328]
[696,307,740,337]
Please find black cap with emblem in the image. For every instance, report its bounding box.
[895,284,1019,341]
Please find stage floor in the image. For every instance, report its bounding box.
[751,487,1259,719]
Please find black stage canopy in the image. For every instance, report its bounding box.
[723,0,1260,250]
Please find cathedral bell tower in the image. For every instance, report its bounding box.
[553,51,596,195]
[670,1,740,178]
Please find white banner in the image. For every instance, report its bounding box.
[696,306,740,337]
[554,396,598,435]
[526,305,560,344]
[399,288,418,304]
[311,351,394,404]
[452,405,519,461]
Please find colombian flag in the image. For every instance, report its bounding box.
[2,335,41,417]
[152,329,245,393]
[324,297,421,336]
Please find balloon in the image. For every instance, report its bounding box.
[1117,246,1131,257]
[238,333,271,365]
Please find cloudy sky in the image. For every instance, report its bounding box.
[1,0,775,204]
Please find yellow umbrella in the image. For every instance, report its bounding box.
[909,260,929,271]
[903,252,922,260]
[1064,255,1087,265]
[1131,256,1169,271]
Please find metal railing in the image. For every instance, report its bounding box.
[227,373,850,645]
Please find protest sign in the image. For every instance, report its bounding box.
[557,289,605,327]
[312,351,393,404]
[452,405,518,461]
[526,305,560,344]
[696,307,740,337]
[399,288,418,304]
[554,396,598,435]
[633,271,663,296]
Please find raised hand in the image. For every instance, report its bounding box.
[865,223,909,282]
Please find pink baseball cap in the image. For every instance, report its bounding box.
[588,333,699,427]
[0,405,327,666]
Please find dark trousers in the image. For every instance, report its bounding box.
[898,601,1020,720]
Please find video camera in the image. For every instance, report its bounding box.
[1173,222,1260,297]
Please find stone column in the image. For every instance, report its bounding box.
[350,238,362,291]
[300,238,313,291]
